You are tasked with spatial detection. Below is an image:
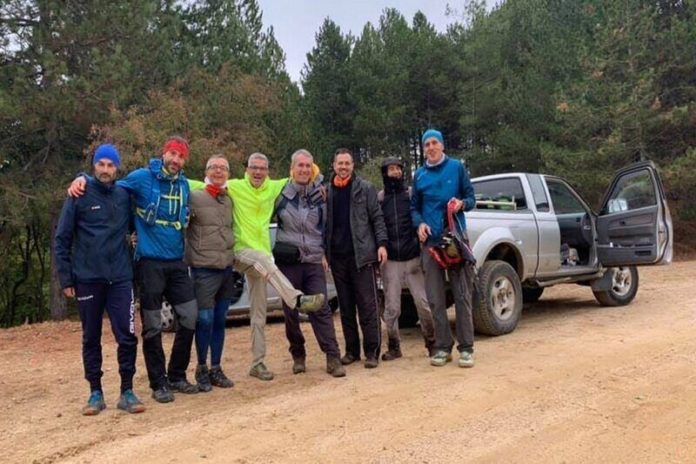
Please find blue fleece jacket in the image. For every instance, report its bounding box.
[117,159,189,261]
[411,156,476,246]
[54,177,133,288]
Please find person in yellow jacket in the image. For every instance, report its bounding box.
[189,152,324,381]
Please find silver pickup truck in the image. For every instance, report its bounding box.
[399,161,673,336]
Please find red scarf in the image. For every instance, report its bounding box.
[333,175,352,188]
[205,183,223,198]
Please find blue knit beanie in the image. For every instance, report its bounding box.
[422,129,444,146]
[93,144,121,168]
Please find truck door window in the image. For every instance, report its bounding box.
[473,178,527,211]
[602,169,656,214]
[546,180,586,215]
[527,174,550,212]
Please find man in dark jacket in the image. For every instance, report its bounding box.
[379,158,435,361]
[69,137,200,402]
[326,148,388,368]
[55,144,145,415]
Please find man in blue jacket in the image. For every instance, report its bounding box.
[411,129,477,368]
[70,137,200,402]
[55,144,145,415]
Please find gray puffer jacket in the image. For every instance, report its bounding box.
[275,181,325,264]
[326,175,388,269]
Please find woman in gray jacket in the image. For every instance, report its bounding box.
[274,149,345,378]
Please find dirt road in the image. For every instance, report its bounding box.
[1,262,695,463]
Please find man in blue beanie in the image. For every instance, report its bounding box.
[68,136,200,403]
[411,129,477,368]
[55,144,145,415]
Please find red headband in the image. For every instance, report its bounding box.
[162,139,189,158]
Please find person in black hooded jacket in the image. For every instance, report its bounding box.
[378,157,435,360]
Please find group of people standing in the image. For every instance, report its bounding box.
[54,128,477,416]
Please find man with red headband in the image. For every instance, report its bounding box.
[69,136,200,403]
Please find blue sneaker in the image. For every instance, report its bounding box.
[117,389,146,414]
[82,390,106,416]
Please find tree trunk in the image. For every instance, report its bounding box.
[49,215,67,320]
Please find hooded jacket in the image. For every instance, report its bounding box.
[54,176,133,288]
[379,158,420,262]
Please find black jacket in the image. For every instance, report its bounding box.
[380,183,420,262]
[326,175,388,269]
[54,177,133,288]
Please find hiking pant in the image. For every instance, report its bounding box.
[233,249,302,368]
[421,249,475,354]
[381,257,435,347]
[277,262,340,359]
[331,257,381,361]
[193,267,237,367]
[76,281,137,394]
[136,259,197,390]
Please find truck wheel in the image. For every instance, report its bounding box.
[473,260,523,336]
[592,266,639,306]
[398,294,419,328]
[522,287,544,304]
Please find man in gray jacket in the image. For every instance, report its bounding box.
[326,148,388,368]
[274,149,345,378]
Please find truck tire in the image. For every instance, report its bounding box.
[592,266,639,306]
[398,294,419,328]
[522,287,544,304]
[473,260,523,336]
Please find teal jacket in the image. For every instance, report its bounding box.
[411,156,475,246]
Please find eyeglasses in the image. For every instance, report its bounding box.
[207,165,229,172]
[248,165,268,172]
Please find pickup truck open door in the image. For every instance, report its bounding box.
[596,161,673,267]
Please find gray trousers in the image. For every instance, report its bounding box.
[421,249,475,354]
[381,257,435,346]
[233,249,302,368]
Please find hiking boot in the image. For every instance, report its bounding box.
[364,357,379,369]
[296,294,325,314]
[340,353,360,365]
[168,378,199,394]
[458,351,475,368]
[249,362,274,381]
[430,350,453,367]
[382,348,402,361]
[292,357,306,375]
[209,366,234,388]
[82,390,106,416]
[195,365,212,393]
[151,385,175,403]
[381,339,402,361]
[326,356,346,378]
[117,389,146,414]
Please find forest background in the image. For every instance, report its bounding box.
[0,0,693,327]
